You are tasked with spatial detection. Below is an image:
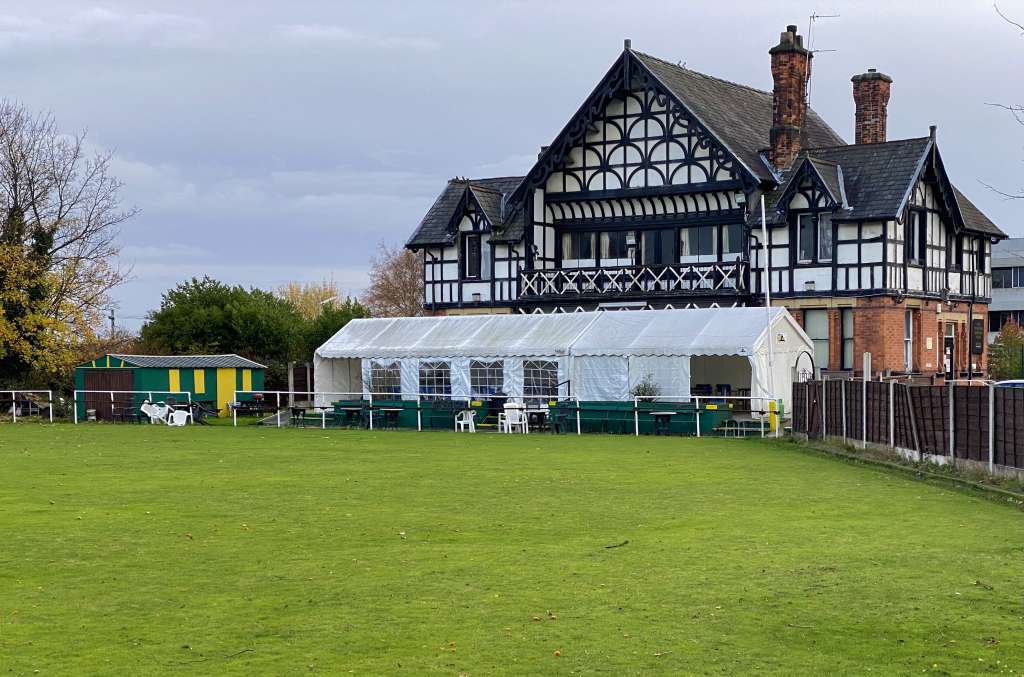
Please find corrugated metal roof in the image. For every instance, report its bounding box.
[108,354,266,369]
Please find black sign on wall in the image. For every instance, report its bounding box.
[971,318,985,355]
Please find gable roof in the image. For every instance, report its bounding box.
[406,176,523,248]
[752,137,1006,237]
[952,186,1004,238]
[633,51,845,182]
[109,354,266,369]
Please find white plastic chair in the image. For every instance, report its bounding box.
[455,409,476,432]
[503,406,528,434]
[140,400,169,424]
[168,409,192,427]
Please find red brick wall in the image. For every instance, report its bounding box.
[851,70,892,145]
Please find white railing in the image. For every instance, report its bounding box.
[1,390,54,423]
[72,390,192,424]
[519,261,747,299]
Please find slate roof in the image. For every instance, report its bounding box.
[111,354,266,369]
[633,51,845,181]
[406,176,523,248]
[752,137,1006,237]
[953,186,1004,238]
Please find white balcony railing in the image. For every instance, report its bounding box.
[519,261,747,300]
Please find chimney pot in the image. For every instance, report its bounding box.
[852,69,893,144]
[769,24,812,169]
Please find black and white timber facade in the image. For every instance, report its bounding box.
[405,27,1006,378]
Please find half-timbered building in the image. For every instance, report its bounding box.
[406,25,1006,379]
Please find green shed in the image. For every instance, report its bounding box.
[73,354,266,420]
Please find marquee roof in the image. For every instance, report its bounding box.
[316,308,809,360]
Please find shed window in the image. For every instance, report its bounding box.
[524,360,558,407]
[418,361,451,400]
[370,361,401,397]
[470,360,504,397]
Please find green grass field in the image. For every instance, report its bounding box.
[2,426,1023,675]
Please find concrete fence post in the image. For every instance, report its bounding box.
[841,379,847,443]
[888,380,895,448]
[988,384,995,473]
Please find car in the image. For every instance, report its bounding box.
[993,380,1024,389]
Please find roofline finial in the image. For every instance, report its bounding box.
[623,38,632,51]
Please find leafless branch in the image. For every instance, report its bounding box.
[995,3,1024,35]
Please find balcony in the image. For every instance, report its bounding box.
[519,261,748,302]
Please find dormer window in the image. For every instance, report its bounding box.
[906,210,927,265]
[797,211,833,263]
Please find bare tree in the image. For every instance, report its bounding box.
[0,100,136,334]
[363,241,424,317]
[986,4,1024,199]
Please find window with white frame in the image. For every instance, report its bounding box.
[817,213,834,261]
[722,223,744,259]
[804,309,829,375]
[418,361,451,400]
[369,361,401,397]
[470,360,504,397]
[680,225,716,262]
[600,231,631,263]
[523,360,558,406]
[840,309,854,371]
[561,232,595,267]
[904,310,914,372]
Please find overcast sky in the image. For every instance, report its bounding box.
[3,0,1022,328]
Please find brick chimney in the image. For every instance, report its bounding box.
[851,69,893,144]
[769,24,812,170]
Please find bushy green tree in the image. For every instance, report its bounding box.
[989,321,1024,380]
[301,298,370,359]
[139,277,304,364]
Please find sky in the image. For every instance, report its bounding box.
[2,0,1022,329]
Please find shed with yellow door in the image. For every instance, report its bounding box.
[73,354,266,420]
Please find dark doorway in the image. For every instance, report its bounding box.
[83,369,134,421]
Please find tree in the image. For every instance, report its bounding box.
[987,5,1024,199]
[277,278,345,321]
[139,277,303,365]
[989,321,1024,380]
[0,101,136,336]
[363,242,424,317]
[300,298,370,360]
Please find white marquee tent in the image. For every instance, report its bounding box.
[314,307,813,412]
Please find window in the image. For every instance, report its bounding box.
[523,360,558,407]
[680,225,716,261]
[818,212,833,261]
[600,231,630,261]
[722,223,744,258]
[804,309,829,376]
[470,360,504,397]
[947,233,964,271]
[463,233,481,279]
[906,211,926,265]
[798,213,815,262]
[977,239,987,274]
[904,310,914,372]
[369,361,401,397]
[561,232,595,265]
[418,361,451,400]
[841,308,854,371]
[641,229,674,265]
[993,267,1012,289]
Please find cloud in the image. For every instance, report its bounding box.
[0,8,213,51]
[278,24,439,51]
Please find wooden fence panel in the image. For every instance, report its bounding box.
[844,380,864,442]
[892,385,915,450]
[792,382,807,433]
[865,381,890,445]
[994,388,1024,468]
[954,387,989,462]
[912,386,949,456]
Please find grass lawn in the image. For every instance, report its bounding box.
[1,426,1023,675]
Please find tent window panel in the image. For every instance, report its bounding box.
[470,360,504,397]
[370,361,401,396]
[419,361,451,400]
[523,360,558,406]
